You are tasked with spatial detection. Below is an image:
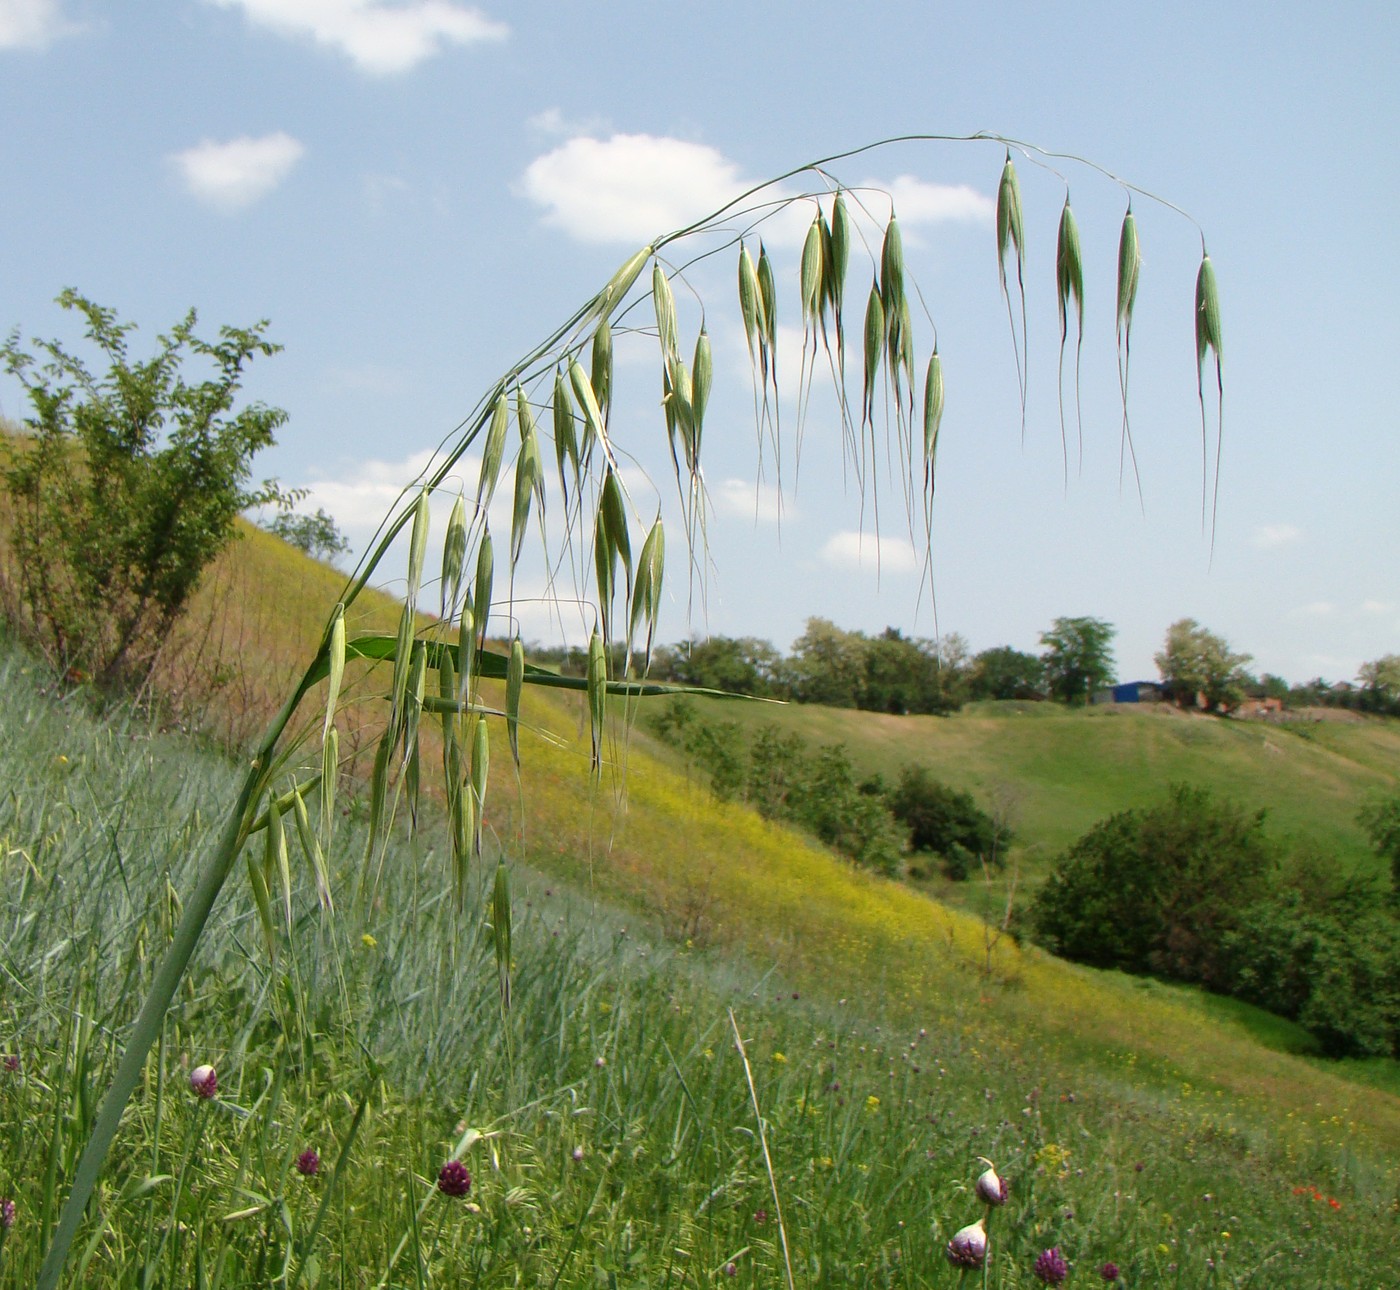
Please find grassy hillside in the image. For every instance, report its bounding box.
[3,525,1399,1284]
[666,692,1399,882]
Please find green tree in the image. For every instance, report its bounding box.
[266,507,351,563]
[1357,654,1400,715]
[788,617,868,708]
[1039,615,1116,704]
[669,634,782,696]
[1031,784,1275,986]
[969,645,1045,701]
[1154,617,1253,711]
[1,290,292,690]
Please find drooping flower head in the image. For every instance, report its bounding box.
[1033,1246,1070,1285]
[296,1148,321,1177]
[946,1217,988,1269]
[975,1159,1009,1206]
[437,1160,472,1197]
[190,1064,218,1100]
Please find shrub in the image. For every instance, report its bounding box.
[0,291,293,691]
[1030,784,1275,986]
[887,764,999,879]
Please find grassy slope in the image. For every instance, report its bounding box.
[669,693,1399,879]
[171,528,1400,1153]
[5,524,1399,1282]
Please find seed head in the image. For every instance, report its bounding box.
[1033,1246,1070,1285]
[296,1148,321,1177]
[190,1064,218,1099]
[975,1163,1009,1206]
[945,1217,988,1269]
[437,1160,472,1197]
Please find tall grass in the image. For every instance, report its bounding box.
[4,637,1398,1285]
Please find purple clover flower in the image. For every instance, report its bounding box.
[437,1160,471,1197]
[296,1148,321,1177]
[1,1197,14,1229]
[1100,1262,1121,1282]
[1033,1246,1070,1285]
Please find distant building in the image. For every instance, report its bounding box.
[1091,681,1163,705]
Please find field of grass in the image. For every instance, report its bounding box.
[663,692,1399,886]
[3,522,1400,1285]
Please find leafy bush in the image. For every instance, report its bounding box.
[1222,876,1400,1057]
[0,291,293,690]
[1030,784,1274,987]
[887,764,1000,878]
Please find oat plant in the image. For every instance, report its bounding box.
[35,132,1219,1287]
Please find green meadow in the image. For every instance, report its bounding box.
[1,528,1399,1285]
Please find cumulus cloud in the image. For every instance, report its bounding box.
[857,174,995,226]
[170,132,305,211]
[210,0,507,76]
[1251,523,1303,550]
[713,478,787,524]
[519,134,750,244]
[519,133,997,252]
[0,0,81,48]
[820,530,921,574]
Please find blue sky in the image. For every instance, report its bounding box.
[2,0,1396,685]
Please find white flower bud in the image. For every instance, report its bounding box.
[946,1217,988,1269]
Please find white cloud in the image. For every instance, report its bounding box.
[1251,522,1302,550]
[1360,599,1396,615]
[1294,600,1336,619]
[210,0,507,76]
[519,134,750,245]
[170,132,305,211]
[713,478,787,524]
[518,134,999,254]
[0,0,80,48]
[301,450,466,534]
[820,529,922,574]
[858,175,995,226]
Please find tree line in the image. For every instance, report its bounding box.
[538,616,1400,718]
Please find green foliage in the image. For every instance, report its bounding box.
[0,290,292,690]
[788,742,906,876]
[665,634,784,696]
[1222,864,1400,1058]
[265,507,350,564]
[1031,784,1275,987]
[968,645,1045,701]
[1036,787,1400,1058]
[788,616,868,707]
[1359,792,1400,894]
[1039,615,1116,704]
[1357,653,1400,715]
[1154,617,1252,711]
[888,764,1000,879]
